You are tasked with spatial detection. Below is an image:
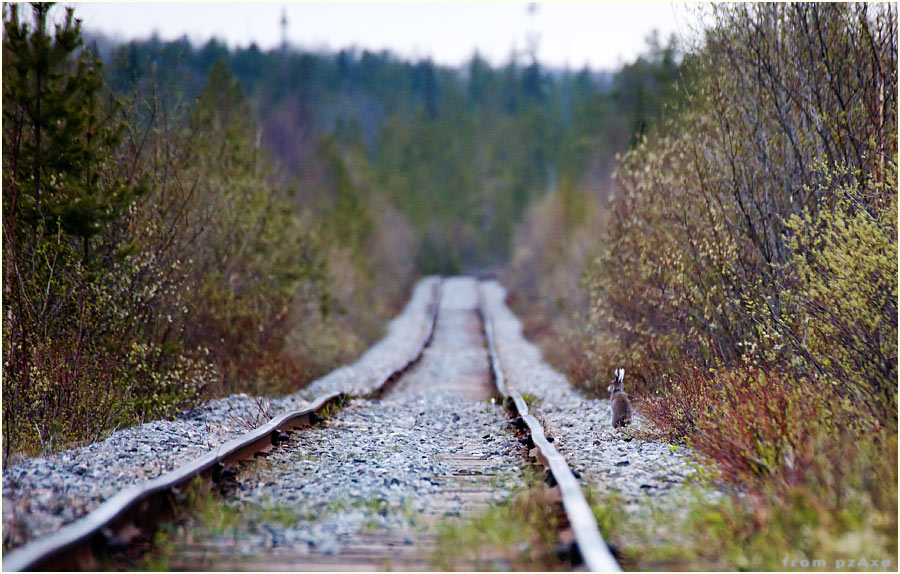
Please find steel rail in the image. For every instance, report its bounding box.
[477,285,622,572]
[4,280,442,572]
[368,280,442,399]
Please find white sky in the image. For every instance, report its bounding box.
[71,1,695,70]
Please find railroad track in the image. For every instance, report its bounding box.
[4,277,620,572]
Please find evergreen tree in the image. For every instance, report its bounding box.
[3,2,128,262]
[2,3,143,459]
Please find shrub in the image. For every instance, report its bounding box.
[504,180,611,389]
[774,171,898,422]
[578,4,897,565]
[2,5,414,460]
[584,3,897,392]
[1,3,189,458]
[638,363,897,569]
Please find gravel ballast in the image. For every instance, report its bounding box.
[170,395,524,569]
[162,277,526,570]
[4,275,716,563]
[2,277,440,552]
[480,280,713,514]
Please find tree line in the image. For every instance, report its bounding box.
[97,29,683,272]
[2,2,684,459]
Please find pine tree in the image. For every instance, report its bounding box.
[2,3,137,460]
[3,2,127,262]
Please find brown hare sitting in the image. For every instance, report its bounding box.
[608,368,633,429]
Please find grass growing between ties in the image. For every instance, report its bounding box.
[433,467,568,571]
[358,496,421,533]
[138,473,424,569]
[519,392,542,408]
[318,394,350,421]
[136,476,303,571]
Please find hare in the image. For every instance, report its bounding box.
[608,368,633,429]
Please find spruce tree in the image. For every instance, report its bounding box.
[3,3,135,459]
[3,2,127,262]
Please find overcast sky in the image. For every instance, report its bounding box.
[72,2,693,70]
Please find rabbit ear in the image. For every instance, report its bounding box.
[615,368,624,383]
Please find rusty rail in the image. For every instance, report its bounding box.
[3,392,349,571]
[368,280,442,399]
[477,286,621,573]
[4,280,442,572]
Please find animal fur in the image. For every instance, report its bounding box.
[608,368,633,428]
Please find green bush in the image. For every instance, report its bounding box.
[1,3,192,457]
[584,3,897,397]
[775,172,898,421]
[2,5,416,460]
[573,4,897,567]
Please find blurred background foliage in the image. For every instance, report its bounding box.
[3,1,685,458]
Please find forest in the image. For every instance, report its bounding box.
[2,2,897,569]
[3,2,684,457]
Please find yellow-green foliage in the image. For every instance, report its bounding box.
[575,4,897,568]
[778,173,898,419]
[585,117,750,392]
[584,3,898,398]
